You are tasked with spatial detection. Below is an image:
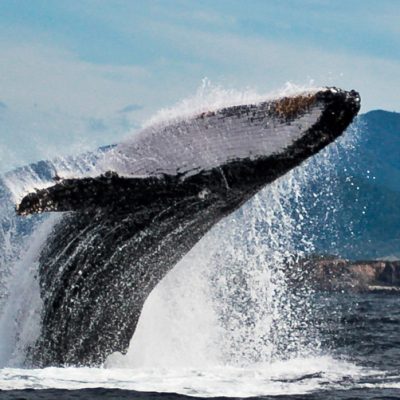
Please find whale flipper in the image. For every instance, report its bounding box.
[17,172,177,215]
[17,88,360,366]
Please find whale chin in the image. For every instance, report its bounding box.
[18,87,360,366]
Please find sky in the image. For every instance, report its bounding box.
[0,0,399,171]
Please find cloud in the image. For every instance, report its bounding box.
[0,41,157,172]
[75,2,398,112]
[87,118,107,132]
[0,4,399,173]
[0,41,150,117]
[87,115,140,134]
[118,104,143,113]
[141,20,400,112]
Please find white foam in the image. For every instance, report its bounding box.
[0,216,60,368]
[145,79,322,128]
[0,357,390,397]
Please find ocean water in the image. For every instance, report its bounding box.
[0,85,398,399]
[0,293,399,399]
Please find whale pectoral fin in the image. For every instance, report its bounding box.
[16,172,175,215]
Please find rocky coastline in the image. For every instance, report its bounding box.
[299,257,400,293]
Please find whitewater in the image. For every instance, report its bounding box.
[0,83,399,398]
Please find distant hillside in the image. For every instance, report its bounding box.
[357,110,400,193]
[303,110,400,260]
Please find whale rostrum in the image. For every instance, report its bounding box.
[16,88,360,366]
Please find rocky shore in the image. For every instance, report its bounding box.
[300,257,400,293]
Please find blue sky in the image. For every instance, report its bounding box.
[0,0,399,171]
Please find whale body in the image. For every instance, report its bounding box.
[17,88,360,366]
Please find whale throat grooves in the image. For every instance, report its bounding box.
[17,88,360,366]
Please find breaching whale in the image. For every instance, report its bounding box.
[16,88,360,366]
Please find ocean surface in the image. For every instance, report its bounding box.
[0,292,399,399]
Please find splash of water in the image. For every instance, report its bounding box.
[145,78,321,128]
[106,120,361,370]
[0,148,113,367]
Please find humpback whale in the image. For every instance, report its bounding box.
[16,88,360,366]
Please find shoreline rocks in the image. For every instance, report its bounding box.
[298,257,400,293]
